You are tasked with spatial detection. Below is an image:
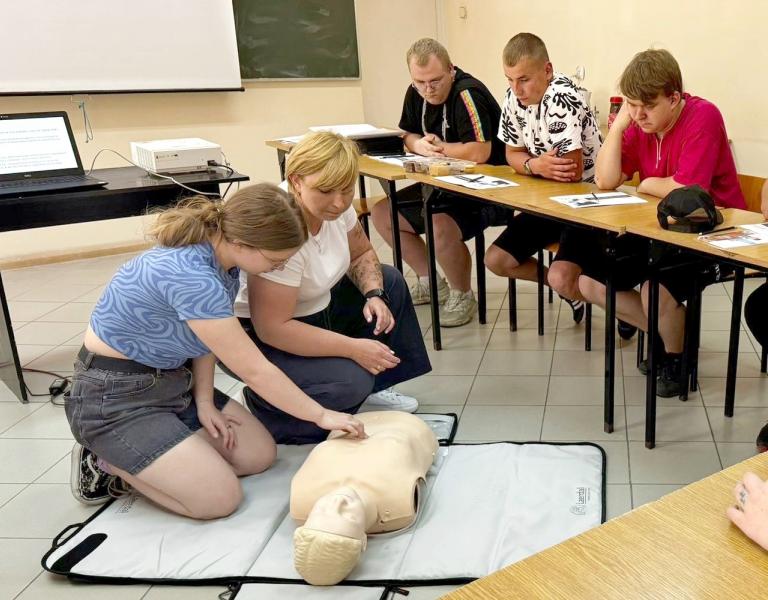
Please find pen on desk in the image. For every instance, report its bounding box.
[698,225,737,237]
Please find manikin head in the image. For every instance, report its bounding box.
[619,49,684,135]
[293,486,368,585]
[502,33,553,107]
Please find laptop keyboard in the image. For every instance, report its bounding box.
[0,175,87,189]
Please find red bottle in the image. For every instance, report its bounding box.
[607,96,623,129]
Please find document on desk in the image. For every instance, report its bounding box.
[550,192,646,208]
[367,153,417,166]
[699,223,768,249]
[277,134,305,144]
[309,124,404,139]
[435,174,519,190]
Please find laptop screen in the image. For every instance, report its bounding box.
[0,112,84,180]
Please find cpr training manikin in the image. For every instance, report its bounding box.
[290,411,439,585]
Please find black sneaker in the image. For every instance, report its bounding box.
[563,297,585,324]
[656,354,683,398]
[757,423,768,453]
[617,320,637,340]
[70,443,113,505]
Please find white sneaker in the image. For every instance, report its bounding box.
[439,289,477,327]
[358,387,419,413]
[409,277,449,305]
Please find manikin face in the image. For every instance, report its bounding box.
[304,486,367,545]
[409,54,455,106]
[290,171,354,223]
[503,56,553,107]
[625,92,682,134]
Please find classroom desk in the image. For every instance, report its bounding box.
[0,166,248,403]
[409,165,660,435]
[442,451,768,600]
[626,210,768,447]
[265,139,409,271]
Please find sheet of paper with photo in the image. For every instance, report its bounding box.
[367,153,417,166]
[435,174,519,190]
[700,223,768,249]
[550,192,647,208]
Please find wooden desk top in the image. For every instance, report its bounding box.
[443,452,768,600]
[264,139,407,181]
[410,165,658,235]
[627,210,768,271]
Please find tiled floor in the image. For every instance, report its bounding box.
[1,229,766,599]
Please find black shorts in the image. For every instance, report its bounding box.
[580,235,734,304]
[396,184,511,242]
[491,213,606,272]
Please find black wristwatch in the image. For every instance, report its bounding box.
[364,288,390,306]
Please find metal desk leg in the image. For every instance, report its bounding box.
[384,179,404,273]
[358,174,369,237]
[604,240,617,434]
[423,185,441,350]
[0,272,27,403]
[536,249,545,336]
[645,269,660,449]
[725,267,745,417]
[476,232,486,325]
[277,149,287,180]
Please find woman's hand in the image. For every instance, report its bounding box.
[197,402,241,450]
[727,471,768,551]
[363,297,395,335]
[349,338,401,375]
[316,409,367,438]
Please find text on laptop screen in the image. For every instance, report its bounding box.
[0,116,78,175]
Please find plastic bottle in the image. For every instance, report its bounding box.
[607,96,623,129]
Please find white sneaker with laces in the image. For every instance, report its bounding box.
[439,289,477,327]
[358,387,419,413]
[409,276,449,305]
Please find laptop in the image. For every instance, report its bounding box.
[0,111,107,197]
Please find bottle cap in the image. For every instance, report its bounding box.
[609,96,624,104]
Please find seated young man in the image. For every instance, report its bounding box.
[371,37,507,328]
[579,48,746,397]
[484,33,603,324]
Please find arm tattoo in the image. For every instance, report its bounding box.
[347,223,383,292]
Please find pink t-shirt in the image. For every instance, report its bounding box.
[621,94,745,209]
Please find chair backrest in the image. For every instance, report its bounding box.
[737,173,766,214]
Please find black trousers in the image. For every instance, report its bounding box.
[240,264,431,444]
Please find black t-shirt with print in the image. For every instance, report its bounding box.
[399,67,505,165]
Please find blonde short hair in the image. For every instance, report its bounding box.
[285,131,359,194]
[293,526,364,585]
[406,37,452,70]
[620,49,683,104]
[148,183,307,251]
[502,33,549,67]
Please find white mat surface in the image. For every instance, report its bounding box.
[44,436,604,588]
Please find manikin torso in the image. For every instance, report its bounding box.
[290,411,439,534]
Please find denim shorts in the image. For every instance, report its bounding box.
[64,357,230,475]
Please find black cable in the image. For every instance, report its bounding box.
[22,368,71,406]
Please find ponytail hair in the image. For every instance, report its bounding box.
[149,183,307,250]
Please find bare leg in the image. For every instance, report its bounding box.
[372,198,430,277]
[485,244,546,283]
[578,275,647,330]
[108,400,276,519]
[640,283,685,354]
[547,261,585,301]
[432,214,472,292]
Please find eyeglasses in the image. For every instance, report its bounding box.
[257,248,290,271]
[412,73,449,91]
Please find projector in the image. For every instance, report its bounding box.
[130,138,222,174]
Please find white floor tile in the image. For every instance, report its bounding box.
[626,405,713,443]
[34,455,70,484]
[628,442,722,484]
[478,350,553,376]
[456,405,544,442]
[717,443,758,469]
[485,328,556,351]
[13,322,86,346]
[24,345,80,373]
[7,301,63,322]
[547,376,623,406]
[707,406,768,442]
[395,375,473,406]
[0,483,97,537]
[13,283,102,304]
[0,482,25,507]
[16,574,149,600]
[425,349,483,376]
[467,375,548,406]
[541,405,626,442]
[0,538,53,599]
[2,403,74,440]
[142,585,228,599]
[0,402,45,434]
[35,302,95,323]
[550,349,622,377]
[631,484,684,508]
[699,376,768,407]
[0,439,72,483]
[606,484,632,520]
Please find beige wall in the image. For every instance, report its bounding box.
[441,0,768,175]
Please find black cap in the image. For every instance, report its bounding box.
[657,185,723,233]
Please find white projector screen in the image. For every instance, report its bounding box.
[0,0,242,95]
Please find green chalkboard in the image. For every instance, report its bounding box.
[233,0,360,79]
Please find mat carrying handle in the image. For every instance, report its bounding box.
[52,522,84,550]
